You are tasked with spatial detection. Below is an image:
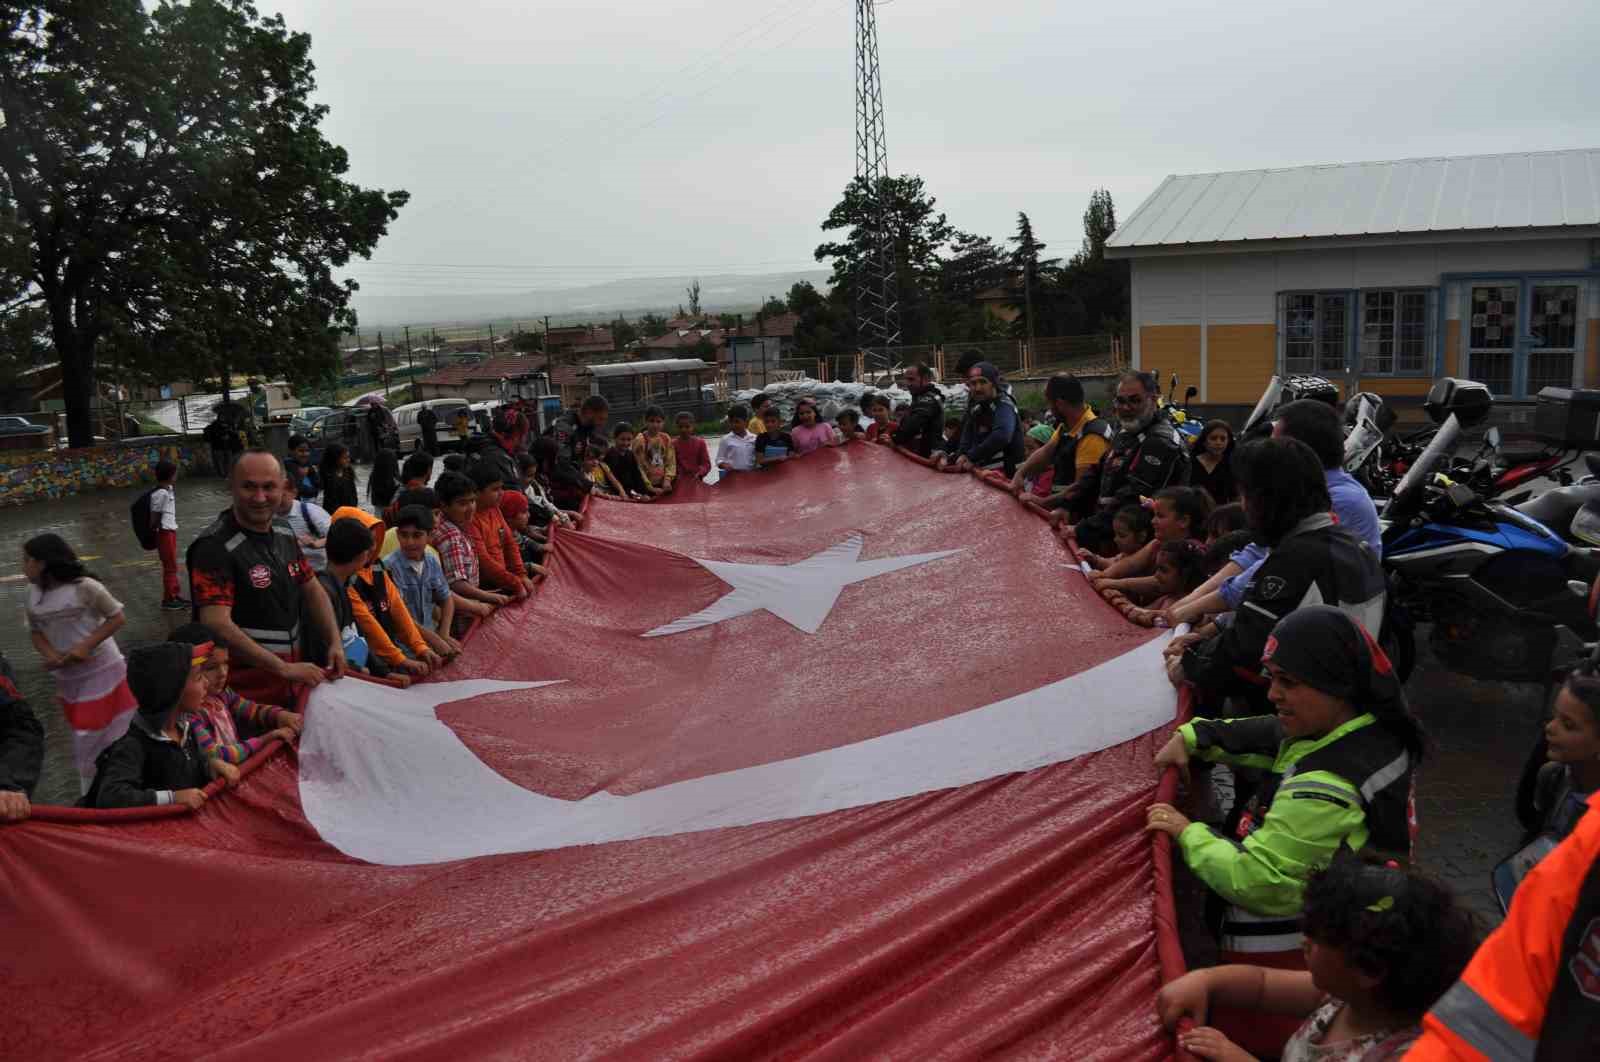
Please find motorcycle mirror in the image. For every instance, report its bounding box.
[1184,386,1198,401]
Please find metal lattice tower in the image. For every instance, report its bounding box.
[854,0,900,349]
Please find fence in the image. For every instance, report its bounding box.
[855,334,1127,384]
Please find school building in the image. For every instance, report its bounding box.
[1107,148,1600,407]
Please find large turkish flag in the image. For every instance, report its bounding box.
[1,444,1182,1060]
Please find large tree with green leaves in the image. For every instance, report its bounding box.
[0,1,407,445]
[814,174,954,346]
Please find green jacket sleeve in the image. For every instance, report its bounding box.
[1176,768,1367,916]
[1180,715,1282,771]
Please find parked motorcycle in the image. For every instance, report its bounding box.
[1381,413,1599,686]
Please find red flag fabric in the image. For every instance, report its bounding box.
[1,444,1183,1060]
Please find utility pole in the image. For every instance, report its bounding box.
[1024,258,1035,345]
[853,0,899,355]
[544,314,552,376]
[377,330,388,391]
[403,325,415,374]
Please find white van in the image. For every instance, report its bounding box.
[393,398,472,452]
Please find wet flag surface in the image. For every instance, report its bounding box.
[2,445,1181,1060]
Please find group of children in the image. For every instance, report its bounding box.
[584,407,711,498]
[712,393,962,474]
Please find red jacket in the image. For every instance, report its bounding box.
[469,505,523,592]
[673,435,711,481]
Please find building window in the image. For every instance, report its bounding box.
[1283,292,1348,375]
[1360,290,1431,375]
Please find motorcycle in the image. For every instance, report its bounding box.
[1381,414,1599,686]
[1149,369,1204,441]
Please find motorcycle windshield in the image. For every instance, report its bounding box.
[1390,414,1462,515]
[1343,419,1385,473]
[1241,376,1284,436]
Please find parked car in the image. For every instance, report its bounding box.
[0,415,47,436]
[0,414,51,451]
[392,398,472,452]
[289,406,335,436]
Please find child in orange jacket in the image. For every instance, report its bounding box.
[466,463,533,598]
[327,507,443,677]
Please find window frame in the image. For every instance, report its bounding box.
[1358,287,1436,377]
[1276,286,1439,379]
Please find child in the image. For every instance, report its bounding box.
[1206,501,1250,542]
[81,641,221,810]
[285,434,321,500]
[149,459,187,610]
[499,490,548,571]
[789,398,839,455]
[330,506,444,677]
[517,450,578,528]
[1021,425,1056,498]
[606,422,658,498]
[585,450,625,497]
[432,470,512,627]
[453,406,472,444]
[754,406,794,467]
[1123,539,1209,622]
[632,405,677,494]
[465,463,533,598]
[24,534,137,793]
[1090,485,1211,590]
[863,395,895,443]
[279,470,332,572]
[673,411,712,484]
[310,517,375,673]
[368,448,401,513]
[1158,859,1478,1061]
[383,504,463,660]
[1530,668,1600,843]
[169,623,301,773]
[717,404,757,473]
[1080,502,1154,571]
[836,408,864,441]
[379,487,439,559]
[441,452,466,474]
[939,416,962,455]
[319,442,358,512]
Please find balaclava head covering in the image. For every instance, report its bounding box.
[127,642,197,719]
[1262,605,1407,719]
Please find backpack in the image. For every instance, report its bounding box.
[130,488,159,550]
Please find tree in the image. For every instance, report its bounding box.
[685,278,702,317]
[814,174,954,345]
[610,315,638,349]
[637,312,668,337]
[716,312,739,329]
[0,2,407,445]
[1067,188,1129,333]
[760,295,787,317]
[1008,212,1059,341]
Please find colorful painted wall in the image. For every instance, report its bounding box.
[0,437,200,506]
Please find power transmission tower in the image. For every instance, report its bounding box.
[854,0,899,352]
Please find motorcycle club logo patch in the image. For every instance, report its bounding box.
[248,564,274,590]
[1572,917,1600,1002]
[1260,576,1288,600]
[1143,454,1162,466]
[1263,635,1279,660]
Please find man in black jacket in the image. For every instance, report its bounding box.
[1073,370,1190,554]
[0,655,42,821]
[1175,437,1386,710]
[892,363,945,458]
[546,395,609,509]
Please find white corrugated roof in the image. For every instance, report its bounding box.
[1106,149,1600,252]
[583,359,714,378]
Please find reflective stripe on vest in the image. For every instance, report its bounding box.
[1221,905,1303,954]
[1431,980,1536,1062]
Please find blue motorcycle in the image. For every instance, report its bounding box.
[1382,414,1598,685]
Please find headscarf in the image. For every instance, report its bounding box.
[499,490,529,520]
[1027,423,1054,445]
[1262,605,1409,724]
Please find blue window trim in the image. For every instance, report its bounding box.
[1278,287,1438,379]
[1436,270,1600,395]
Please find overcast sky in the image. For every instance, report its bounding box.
[263,0,1600,298]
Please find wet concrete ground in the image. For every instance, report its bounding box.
[9,463,1533,924]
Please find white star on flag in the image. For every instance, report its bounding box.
[642,532,962,638]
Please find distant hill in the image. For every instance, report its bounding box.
[351,270,832,328]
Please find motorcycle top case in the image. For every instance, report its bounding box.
[1534,386,1600,447]
[1423,377,1493,427]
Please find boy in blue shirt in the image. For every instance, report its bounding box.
[383,505,462,660]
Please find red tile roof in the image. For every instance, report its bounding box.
[418,354,551,387]
[734,312,798,338]
[643,328,728,352]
